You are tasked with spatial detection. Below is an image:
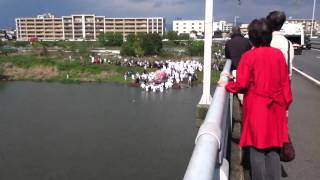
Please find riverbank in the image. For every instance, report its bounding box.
[0,55,221,84]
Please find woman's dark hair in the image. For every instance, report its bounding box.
[231,26,242,38]
[248,18,272,47]
[266,11,286,31]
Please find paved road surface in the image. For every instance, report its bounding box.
[293,49,320,81]
[282,72,320,180]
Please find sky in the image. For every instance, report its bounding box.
[0,0,318,29]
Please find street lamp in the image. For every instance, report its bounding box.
[311,0,317,38]
[234,16,240,27]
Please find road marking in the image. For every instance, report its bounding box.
[311,48,320,52]
[293,67,320,87]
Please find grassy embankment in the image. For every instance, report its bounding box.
[0,55,144,84]
[0,54,221,84]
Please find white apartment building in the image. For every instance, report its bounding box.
[173,19,233,36]
[173,20,204,35]
[15,14,165,41]
[287,18,320,35]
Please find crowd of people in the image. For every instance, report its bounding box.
[88,54,204,93]
[125,60,203,92]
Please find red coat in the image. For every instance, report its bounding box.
[226,47,293,149]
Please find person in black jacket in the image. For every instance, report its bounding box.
[225,27,252,71]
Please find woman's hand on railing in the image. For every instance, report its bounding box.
[217,80,228,87]
[222,72,234,80]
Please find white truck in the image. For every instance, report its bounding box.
[280,23,304,55]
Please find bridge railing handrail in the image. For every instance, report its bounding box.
[183,59,232,180]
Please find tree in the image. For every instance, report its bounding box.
[120,33,163,57]
[164,31,179,40]
[98,32,123,47]
[142,33,163,55]
[120,43,135,56]
[179,33,190,40]
[120,34,138,56]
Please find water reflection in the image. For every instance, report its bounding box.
[0,82,201,180]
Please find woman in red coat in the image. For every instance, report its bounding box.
[219,19,293,180]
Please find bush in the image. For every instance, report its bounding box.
[188,40,204,56]
[0,46,18,56]
[40,46,49,56]
[0,40,4,46]
[13,41,29,47]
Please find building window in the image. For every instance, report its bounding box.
[199,23,202,25]
[176,23,179,25]
[183,23,186,25]
[192,27,194,29]
[192,23,194,25]
[183,27,186,29]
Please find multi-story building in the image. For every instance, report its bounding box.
[222,22,233,33]
[15,14,165,41]
[173,20,204,35]
[286,18,320,35]
[173,19,233,36]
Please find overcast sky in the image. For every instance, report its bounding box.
[0,0,318,28]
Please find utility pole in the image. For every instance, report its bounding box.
[311,0,317,38]
[199,0,213,105]
[234,16,240,27]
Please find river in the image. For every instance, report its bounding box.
[0,81,201,180]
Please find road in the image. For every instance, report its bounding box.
[282,48,320,179]
[311,38,320,49]
[282,71,320,180]
[293,49,320,81]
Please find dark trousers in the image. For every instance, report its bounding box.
[249,147,281,180]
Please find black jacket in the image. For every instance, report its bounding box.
[225,35,252,71]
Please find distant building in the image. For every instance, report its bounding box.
[239,24,249,35]
[0,28,16,40]
[173,20,204,35]
[15,14,165,41]
[215,20,233,33]
[172,19,233,36]
[286,18,320,35]
[0,30,6,41]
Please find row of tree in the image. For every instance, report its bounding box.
[97,31,193,48]
[120,33,162,57]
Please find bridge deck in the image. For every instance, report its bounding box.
[282,72,320,179]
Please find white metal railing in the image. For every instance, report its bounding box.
[183,59,232,180]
